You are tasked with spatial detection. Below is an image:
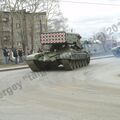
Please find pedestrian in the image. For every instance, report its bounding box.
[2,47,9,64]
[12,48,18,64]
[8,49,13,63]
[37,48,42,53]
[30,49,33,54]
[27,48,30,55]
[18,49,23,63]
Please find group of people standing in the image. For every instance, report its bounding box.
[2,47,24,64]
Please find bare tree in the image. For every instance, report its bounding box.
[39,0,68,31]
[1,0,68,30]
[21,0,68,31]
[48,11,68,32]
[0,0,68,51]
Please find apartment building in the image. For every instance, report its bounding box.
[0,10,47,57]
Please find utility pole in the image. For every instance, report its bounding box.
[21,9,27,53]
[0,12,3,48]
[39,19,42,50]
[31,13,34,52]
[40,19,42,34]
[11,11,14,49]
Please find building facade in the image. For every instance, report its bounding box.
[0,10,47,57]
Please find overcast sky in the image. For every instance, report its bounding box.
[60,0,120,37]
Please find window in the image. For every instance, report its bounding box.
[16,23,21,29]
[2,17,9,22]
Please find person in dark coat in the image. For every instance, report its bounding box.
[12,48,18,64]
[2,47,9,64]
[18,49,23,63]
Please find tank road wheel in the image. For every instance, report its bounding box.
[81,60,83,67]
[62,60,74,70]
[87,57,90,65]
[75,61,80,68]
[71,61,76,69]
[81,60,84,67]
[69,61,75,70]
[83,60,87,66]
[48,63,58,70]
[62,60,69,70]
[84,59,87,66]
[34,61,46,71]
[79,60,82,68]
[75,61,77,69]
[82,60,85,67]
[70,61,79,69]
[43,65,49,70]
[75,61,79,68]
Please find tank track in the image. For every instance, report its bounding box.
[61,58,90,70]
[27,60,59,71]
[27,58,90,71]
[26,60,40,72]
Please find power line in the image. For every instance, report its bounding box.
[61,1,120,7]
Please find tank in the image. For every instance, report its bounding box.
[112,46,120,57]
[26,32,90,71]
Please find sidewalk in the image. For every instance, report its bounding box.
[0,63,29,72]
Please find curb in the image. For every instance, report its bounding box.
[0,65,29,72]
[91,55,114,60]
